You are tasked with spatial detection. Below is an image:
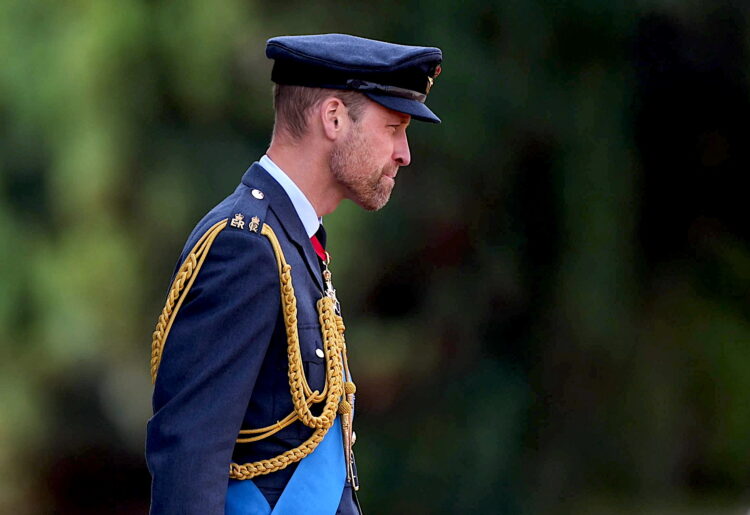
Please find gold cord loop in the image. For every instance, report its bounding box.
[151,219,228,383]
[150,219,355,481]
[229,224,348,479]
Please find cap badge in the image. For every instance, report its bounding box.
[426,65,441,95]
[230,213,245,229]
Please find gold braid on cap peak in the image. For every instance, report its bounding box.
[150,220,355,480]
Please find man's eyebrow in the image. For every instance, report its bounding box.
[385,112,410,126]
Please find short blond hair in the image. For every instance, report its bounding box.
[272,85,369,140]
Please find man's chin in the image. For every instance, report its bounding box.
[352,191,392,211]
[354,199,386,212]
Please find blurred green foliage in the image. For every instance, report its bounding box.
[1,0,748,513]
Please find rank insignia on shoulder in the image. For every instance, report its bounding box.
[230,213,245,229]
[248,216,260,233]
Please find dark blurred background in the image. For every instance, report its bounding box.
[1,1,749,513]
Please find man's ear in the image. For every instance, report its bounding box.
[320,97,349,141]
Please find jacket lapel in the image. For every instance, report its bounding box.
[241,163,324,292]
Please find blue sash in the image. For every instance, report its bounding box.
[226,417,346,515]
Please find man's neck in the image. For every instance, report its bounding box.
[266,140,343,217]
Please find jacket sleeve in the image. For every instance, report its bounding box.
[146,226,280,514]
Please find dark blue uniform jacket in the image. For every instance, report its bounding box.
[146,163,359,514]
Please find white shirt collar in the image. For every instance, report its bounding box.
[259,154,321,238]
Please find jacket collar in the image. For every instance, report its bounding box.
[241,162,324,292]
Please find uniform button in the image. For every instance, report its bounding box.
[315,348,324,358]
[251,189,264,199]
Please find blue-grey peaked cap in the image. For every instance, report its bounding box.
[266,33,443,123]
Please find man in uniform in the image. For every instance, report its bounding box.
[146,33,442,514]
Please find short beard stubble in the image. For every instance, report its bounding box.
[329,124,397,211]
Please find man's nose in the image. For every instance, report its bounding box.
[393,132,411,167]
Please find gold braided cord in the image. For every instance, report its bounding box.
[151,219,228,383]
[235,392,325,443]
[148,217,352,481]
[230,296,344,479]
[230,426,328,479]
[229,225,346,480]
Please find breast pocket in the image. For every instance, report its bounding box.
[298,325,326,395]
[294,325,327,440]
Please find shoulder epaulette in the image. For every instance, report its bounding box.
[225,185,270,236]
